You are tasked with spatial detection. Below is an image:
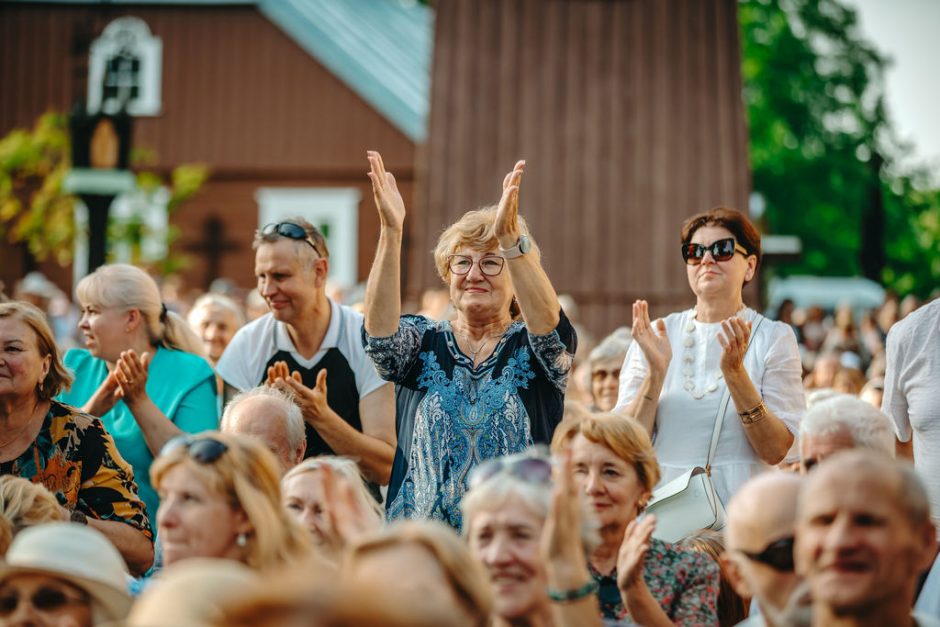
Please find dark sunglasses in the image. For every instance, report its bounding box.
[261,222,324,258]
[468,449,553,489]
[681,237,749,265]
[161,435,229,464]
[0,586,89,616]
[738,536,795,572]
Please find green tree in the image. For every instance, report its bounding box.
[740,0,940,296]
[0,111,208,274]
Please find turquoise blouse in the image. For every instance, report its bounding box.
[58,346,219,524]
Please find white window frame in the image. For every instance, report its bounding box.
[255,187,361,290]
[87,17,163,116]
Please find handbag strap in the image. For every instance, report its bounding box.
[705,312,766,472]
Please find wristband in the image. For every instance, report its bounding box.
[739,400,767,424]
[547,579,599,603]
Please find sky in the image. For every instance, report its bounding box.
[848,0,940,181]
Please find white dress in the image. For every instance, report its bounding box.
[614,308,805,506]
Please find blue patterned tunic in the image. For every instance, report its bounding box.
[363,310,576,528]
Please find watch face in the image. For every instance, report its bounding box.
[519,235,532,253]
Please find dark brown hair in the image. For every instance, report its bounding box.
[680,207,762,274]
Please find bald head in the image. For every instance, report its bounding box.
[727,472,804,552]
[222,387,306,474]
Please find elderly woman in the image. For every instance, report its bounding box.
[553,412,720,625]
[363,151,575,527]
[615,208,804,505]
[0,523,133,625]
[152,432,310,571]
[0,476,62,555]
[58,264,219,524]
[587,329,632,412]
[0,301,153,574]
[187,293,245,367]
[462,450,605,627]
[281,456,384,562]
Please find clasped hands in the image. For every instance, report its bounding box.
[86,350,152,417]
[266,361,331,426]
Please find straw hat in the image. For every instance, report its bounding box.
[0,523,132,622]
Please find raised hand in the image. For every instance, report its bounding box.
[616,515,656,593]
[541,449,590,584]
[367,150,406,232]
[494,160,526,245]
[313,464,375,557]
[631,300,672,376]
[266,360,291,386]
[83,369,123,417]
[114,350,151,407]
[717,317,751,376]
[275,368,331,426]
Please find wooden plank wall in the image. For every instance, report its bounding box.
[0,3,416,291]
[410,0,751,342]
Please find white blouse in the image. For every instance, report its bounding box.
[614,308,805,506]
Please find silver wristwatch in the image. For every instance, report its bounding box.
[499,235,532,259]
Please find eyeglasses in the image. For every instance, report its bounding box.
[161,435,229,464]
[738,536,795,572]
[0,586,90,616]
[261,222,324,258]
[447,254,506,277]
[468,449,553,489]
[681,237,749,265]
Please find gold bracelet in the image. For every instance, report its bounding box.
[739,400,767,424]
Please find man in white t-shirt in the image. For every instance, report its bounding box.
[883,298,940,532]
[216,219,395,485]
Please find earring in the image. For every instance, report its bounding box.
[236,533,247,548]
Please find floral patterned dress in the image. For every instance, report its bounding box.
[0,401,152,539]
[363,310,575,528]
[590,537,720,626]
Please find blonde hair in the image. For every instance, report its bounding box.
[432,206,539,319]
[551,412,661,495]
[282,457,384,525]
[76,264,204,356]
[188,293,246,329]
[0,301,74,400]
[0,476,62,555]
[345,521,492,626]
[151,432,311,571]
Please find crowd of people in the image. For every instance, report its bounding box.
[0,149,937,626]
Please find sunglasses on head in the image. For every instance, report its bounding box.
[261,222,324,258]
[0,586,89,616]
[468,449,553,489]
[161,435,229,464]
[681,237,749,265]
[739,536,795,572]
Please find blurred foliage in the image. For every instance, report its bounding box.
[740,0,940,297]
[0,111,208,276]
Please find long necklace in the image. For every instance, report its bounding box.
[682,306,746,400]
[453,326,507,363]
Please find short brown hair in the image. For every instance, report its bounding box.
[0,301,73,400]
[253,217,330,259]
[681,207,762,277]
[551,412,661,494]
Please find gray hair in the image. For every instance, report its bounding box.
[589,328,632,366]
[222,386,306,453]
[460,472,598,553]
[799,394,895,457]
[188,293,246,328]
[282,456,384,524]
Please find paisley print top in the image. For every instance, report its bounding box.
[0,401,152,539]
[590,538,720,626]
[363,310,575,528]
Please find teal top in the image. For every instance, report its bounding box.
[58,346,219,525]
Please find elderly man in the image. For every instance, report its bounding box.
[216,218,395,485]
[723,472,804,627]
[799,393,894,473]
[795,451,939,627]
[221,386,306,473]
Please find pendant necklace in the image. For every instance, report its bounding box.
[453,326,507,364]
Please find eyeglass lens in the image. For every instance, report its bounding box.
[0,587,82,615]
[682,238,737,265]
[448,255,505,276]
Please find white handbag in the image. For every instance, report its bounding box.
[645,314,765,544]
